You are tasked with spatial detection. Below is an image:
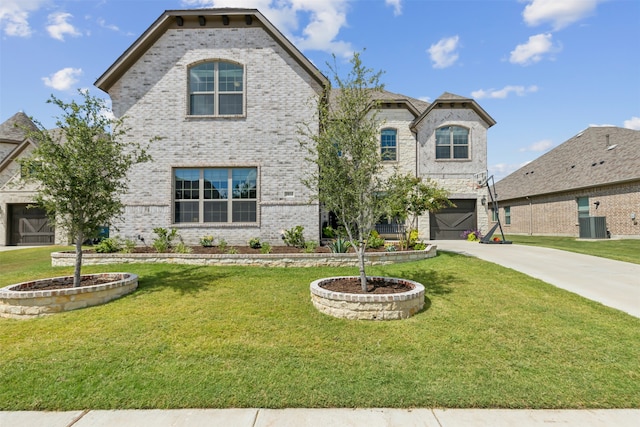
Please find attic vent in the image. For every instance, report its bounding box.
[607,144,617,150]
[591,163,597,167]
[284,191,294,198]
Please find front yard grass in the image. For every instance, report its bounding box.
[505,235,640,264]
[1,247,638,410]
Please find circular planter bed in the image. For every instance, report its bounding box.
[310,276,425,320]
[0,273,138,319]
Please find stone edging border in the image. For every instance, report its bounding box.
[0,273,138,319]
[310,276,425,320]
[51,245,437,267]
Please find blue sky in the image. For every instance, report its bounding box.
[1,0,638,180]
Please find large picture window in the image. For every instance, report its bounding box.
[174,168,257,223]
[436,126,469,159]
[381,128,397,161]
[189,61,244,116]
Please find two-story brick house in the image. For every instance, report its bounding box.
[0,8,494,246]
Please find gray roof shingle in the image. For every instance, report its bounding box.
[0,112,38,142]
[495,126,640,201]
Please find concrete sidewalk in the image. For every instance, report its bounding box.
[435,240,640,318]
[1,408,638,427]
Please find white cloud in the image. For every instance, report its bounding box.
[427,35,460,69]
[519,139,554,152]
[46,12,82,41]
[509,33,558,65]
[181,0,353,57]
[472,85,538,100]
[385,0,402,16]
[97,18,120,32]
[42,67,83,91]
[623,116,640,130]
[522,0,601,31]
[0,0,46,37]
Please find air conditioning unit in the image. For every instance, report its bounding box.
[579,216,607,239]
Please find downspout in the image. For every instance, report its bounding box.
[526,196,532,235]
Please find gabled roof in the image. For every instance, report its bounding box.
[95,8,329,93]
[495,126,640,201]
[328,89,430,118]
[0,112,38,143]
[411,92,496,130]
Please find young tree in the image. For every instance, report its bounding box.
[385,174,454,248]
[300,52,389,292]
[20,90,151,287]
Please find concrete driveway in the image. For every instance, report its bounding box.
[435,240,640,318]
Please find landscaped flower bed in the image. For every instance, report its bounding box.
[0,273,138,319]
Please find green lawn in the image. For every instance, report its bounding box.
[505,235,640,264]
[1,247,639,410]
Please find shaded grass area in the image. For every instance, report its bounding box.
[1,247,639,410]
[505,235,640,265]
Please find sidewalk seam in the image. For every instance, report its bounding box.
[65,409,89,427]
[251,408,260,426]
[431,408,444,427]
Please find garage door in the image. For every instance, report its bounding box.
[429,199,477,240]
[8,204,55,245]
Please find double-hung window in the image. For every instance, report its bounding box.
[381,128,397,161]
[174,167,257,223]
[436,126,469,159]
[577,197,590,219]
[504,206,511,225]
[189,61,244,116]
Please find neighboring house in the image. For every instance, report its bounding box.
[0,112,59,246]
[493,126,640,239]
[1,8,495,246]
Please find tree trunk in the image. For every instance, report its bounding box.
[356,243,368,292]
[73,233,83,287]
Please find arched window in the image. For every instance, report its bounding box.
[381,128,397,161]
[435,126,469,159]
[189,61,244,116]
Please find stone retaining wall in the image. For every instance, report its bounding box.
[51,245,437,268]
[0,273,138,319]
[310,276,425,320]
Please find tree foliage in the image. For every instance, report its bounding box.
[20,90,152,287]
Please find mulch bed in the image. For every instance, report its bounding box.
[320,277,413,294]
[13,276,118,292]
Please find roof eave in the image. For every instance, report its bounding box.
[410,97,496,131]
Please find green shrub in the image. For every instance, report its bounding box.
[328,237,350,253]
[303,241,318,253]
[174,241,192,254]
[152,228,179,252]
[95,237,122,253]
[385,244,397,252]
[283,225,305,248]
[413,242,427,250]
[122,238,137,253]
[367,230,385,249]
[259,242,272,254]
[200,235,215,247]
[227,247,238,254]
[248,237,261,249]
[218,239,228,252]
[322,226,335,238]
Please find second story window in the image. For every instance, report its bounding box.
[189,61,243,116]
[381,128,397,161]
[436,126,469,159]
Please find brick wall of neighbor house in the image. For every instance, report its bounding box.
[107,26,324,246]
[414,107,490,238]
[496,181,640,238]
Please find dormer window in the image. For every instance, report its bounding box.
[189,61,244,116]
[436,125,469,159]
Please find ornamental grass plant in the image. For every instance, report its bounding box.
[0,247,638,410]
